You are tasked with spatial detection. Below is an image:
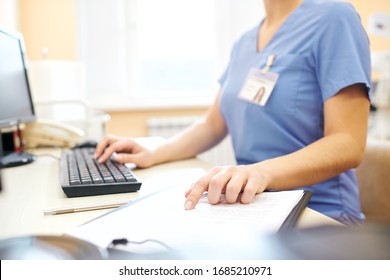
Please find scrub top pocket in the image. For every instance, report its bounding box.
[263,54,309,115]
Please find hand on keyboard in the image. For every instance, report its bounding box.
[93,135,156,168]
[60,147,142,197]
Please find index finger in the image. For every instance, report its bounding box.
[93,136,113,159]
[97,139,135,163]
[184,167,221,210]
[184,183,208,210]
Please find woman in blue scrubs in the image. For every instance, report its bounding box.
[95,0,371,224]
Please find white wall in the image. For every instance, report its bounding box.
[0,0,18,30]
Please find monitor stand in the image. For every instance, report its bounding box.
[0,125,37,169]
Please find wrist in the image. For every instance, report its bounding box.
[151,142,171,165]
[253,161,274,191]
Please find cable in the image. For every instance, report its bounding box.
[108,238,171,251]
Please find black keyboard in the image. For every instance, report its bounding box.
[60,148,142,197]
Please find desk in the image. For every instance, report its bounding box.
[0,148,341,240]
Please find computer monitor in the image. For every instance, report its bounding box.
[0,28,37,168]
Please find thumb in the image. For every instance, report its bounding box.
[113,153,137,164]
[114,152,152,168]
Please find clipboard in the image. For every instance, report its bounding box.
[65,186,312,255]
[279,190,312,231]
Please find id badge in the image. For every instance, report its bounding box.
[239,68,279,107]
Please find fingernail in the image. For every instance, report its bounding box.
[184,200,193,210]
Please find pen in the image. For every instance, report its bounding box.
[44,201,129,215]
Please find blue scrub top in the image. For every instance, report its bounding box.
[218,0,371,224]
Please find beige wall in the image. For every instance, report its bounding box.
[19,0,77,60]
[106,109,207,137]
[16,0,390,137]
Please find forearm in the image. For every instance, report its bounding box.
[152,118,227,164]
[257,132,366,191]
[151,90,227,165]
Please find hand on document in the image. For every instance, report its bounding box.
[184,164,269,210]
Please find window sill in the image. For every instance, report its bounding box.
[89,95,215,112]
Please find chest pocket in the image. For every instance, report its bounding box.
[263,54,310,115]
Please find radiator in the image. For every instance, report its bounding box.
[147,116,236,166]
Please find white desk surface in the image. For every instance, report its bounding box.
[0,148,341,240]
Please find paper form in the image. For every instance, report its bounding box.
[190,190,304,230]
[65,181,304,256]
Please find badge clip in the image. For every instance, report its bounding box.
[261,54,276,74]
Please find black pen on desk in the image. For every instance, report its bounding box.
[44,201,129,215]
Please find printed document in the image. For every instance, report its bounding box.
[66,184,305,255]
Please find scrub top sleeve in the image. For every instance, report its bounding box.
[218,67,228,86]
[218,39,241,86]
[313,2,371,102]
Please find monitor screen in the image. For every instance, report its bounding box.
[0,29,36,168]
[0,29,35,128]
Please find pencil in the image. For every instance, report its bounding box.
[44,201,129,215]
